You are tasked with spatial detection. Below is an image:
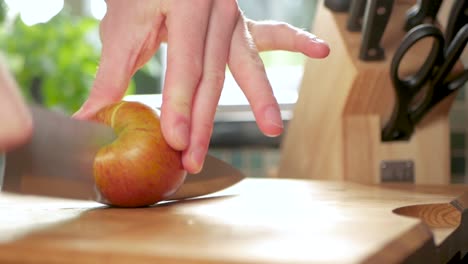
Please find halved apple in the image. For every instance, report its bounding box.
[92,101,186,207]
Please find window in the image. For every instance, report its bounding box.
[89,0,319,110]
[4,0,64,26]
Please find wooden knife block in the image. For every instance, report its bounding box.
[279,1,462,185]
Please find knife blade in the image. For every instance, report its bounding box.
[347,0,367,32]
[0,105,245,202]
[324,0,352,12]
[404,0,443,32]
[167,154,245,200]
[359,0,395,61]
[1,104,116,201]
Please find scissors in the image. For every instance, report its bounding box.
[381,22,468,142]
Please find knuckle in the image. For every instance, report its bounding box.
[232,35,265,69]
[203,70,226,91]
[248,50,265,69]
[163,93,192,115]
[275,22,292,31]
[176,99,191,114]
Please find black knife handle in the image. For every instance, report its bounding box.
[446,0,468,44]
[404,0,443,31]
[324,0,351,12]
[347,0,367,32]
[359,0,395,61]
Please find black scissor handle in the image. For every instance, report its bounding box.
[390,24,445,94]
[404,0,443,31]
[382,24,445,142]
[434,24,468,88]
[445,0,468,45]
[410,24,468,123]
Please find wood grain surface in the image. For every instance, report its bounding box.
[0,178,467,263]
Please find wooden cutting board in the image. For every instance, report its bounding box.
[0,178,466,263]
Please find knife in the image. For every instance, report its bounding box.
[324,0,352,12]
[347,0,367,32]
[0,105,245,202]
[404,0,443,32]
[359,0,395,61]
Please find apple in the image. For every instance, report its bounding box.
[91,101,186,207]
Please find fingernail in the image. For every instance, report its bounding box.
[308,34,326,44]
[312,37,326,44]
[265,106,283,129]
[190,148,205,174]
[172,121,189,150]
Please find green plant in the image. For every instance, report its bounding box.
[0,7,137,114]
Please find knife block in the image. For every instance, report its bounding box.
[279,1,462,184]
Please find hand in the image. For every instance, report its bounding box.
[74,0,330,174]
[0,59,32,151]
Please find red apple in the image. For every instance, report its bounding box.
[91,101,186,207]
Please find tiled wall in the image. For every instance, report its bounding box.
[450,86,467,183]
[209,148,281,178]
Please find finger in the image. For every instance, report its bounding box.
[246,20,330,59]
[182,0,239,174]
[0,61,32,151]
[160,0,212,151]
[73,43,136,120]
[228,18,283,138]
[74,5,165,120]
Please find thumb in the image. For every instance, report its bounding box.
[73,43,134,120]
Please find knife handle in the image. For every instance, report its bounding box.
[445,0,468,45]
[324,0,351,12]
[359,0,395,61]
[347,0,367,32]
[404,0,443,31]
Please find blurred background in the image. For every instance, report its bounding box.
[0,0,319,179]
[0,0,466,183]
[0,0,316,114]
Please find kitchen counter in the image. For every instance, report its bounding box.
[0,178,467,263]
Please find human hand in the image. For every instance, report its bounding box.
[74,0,330,174]
[0,59,32,151]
